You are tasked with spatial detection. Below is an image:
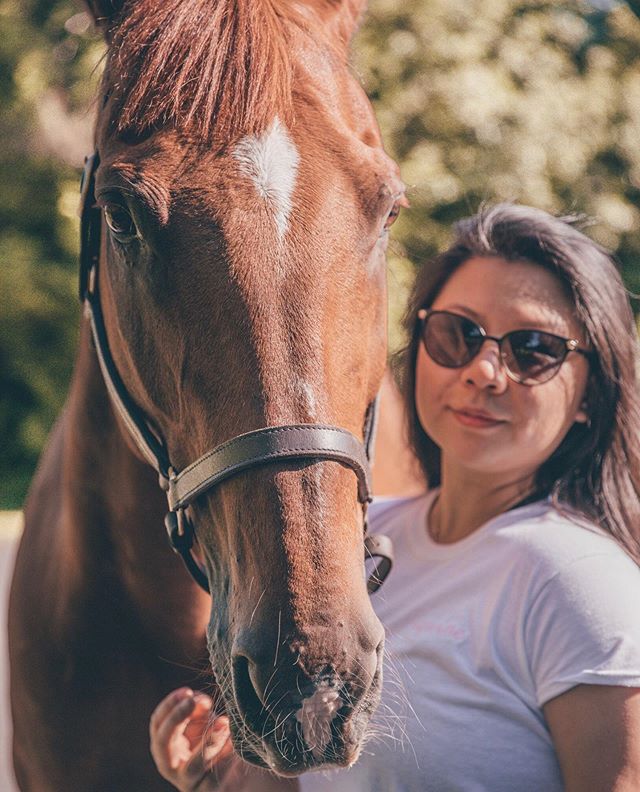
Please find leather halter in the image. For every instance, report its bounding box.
[79,152,393,594]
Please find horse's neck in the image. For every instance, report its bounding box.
[60,320,210,653]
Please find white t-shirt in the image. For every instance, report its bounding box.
[299,492,640,792]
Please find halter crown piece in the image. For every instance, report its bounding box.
[78,152,393,594]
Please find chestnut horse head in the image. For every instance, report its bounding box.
[84,0,403,774]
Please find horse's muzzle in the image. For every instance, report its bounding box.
[224,634,385,774]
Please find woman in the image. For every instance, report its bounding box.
[150,204,640,791]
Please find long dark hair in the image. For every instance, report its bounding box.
[399,203,640,562]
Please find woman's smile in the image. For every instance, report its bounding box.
[448,406,507,429]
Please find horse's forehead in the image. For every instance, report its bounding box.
[232,117,300,240]
[99,89,398,241]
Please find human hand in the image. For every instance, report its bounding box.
[150,687,233,791]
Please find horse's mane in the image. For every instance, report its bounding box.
[105,0,309,144]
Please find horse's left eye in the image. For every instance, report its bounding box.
[104,203,138,241]
[383,202,401,231]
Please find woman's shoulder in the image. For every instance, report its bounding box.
[511,505,640,704]
[493,500,639,583]
[369,490,434,529]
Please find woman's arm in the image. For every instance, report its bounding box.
[544,684,640,791]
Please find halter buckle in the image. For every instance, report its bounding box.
[164,509,193,552]
[364,533,394,593]
[164,509,211,594]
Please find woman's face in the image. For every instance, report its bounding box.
[415,256,590,484]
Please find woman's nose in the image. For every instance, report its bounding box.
[463,341,508,391]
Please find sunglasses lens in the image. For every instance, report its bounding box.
[423,313,483,368]
[504,331,566,383]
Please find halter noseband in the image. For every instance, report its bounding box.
[79,152,392,594]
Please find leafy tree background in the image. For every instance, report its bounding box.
[1,0,640,508]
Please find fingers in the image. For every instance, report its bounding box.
[150,689,194,776]
[150,688,232,791]
[202,717,233,765]
[162,698,208,770]
[181,717,233,787]
[150,687,195,738]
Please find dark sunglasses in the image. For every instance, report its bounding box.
[417,309,591,385]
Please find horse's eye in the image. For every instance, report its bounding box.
[383,202,401,231]
[104,203,138,241]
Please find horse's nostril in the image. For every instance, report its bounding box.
[232,654,270,727]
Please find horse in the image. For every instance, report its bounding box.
[8,0,405,789]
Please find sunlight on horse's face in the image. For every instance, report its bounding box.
[92,16,403,775]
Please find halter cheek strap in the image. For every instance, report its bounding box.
[79,151,393,595]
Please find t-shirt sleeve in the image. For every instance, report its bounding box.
[524,552,640,707]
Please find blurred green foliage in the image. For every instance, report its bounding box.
[2,0,640,507]
[0,0,102,507]
[353,0,640,347]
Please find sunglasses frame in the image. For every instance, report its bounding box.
[417,309,591,386]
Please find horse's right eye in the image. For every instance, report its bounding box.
[104,203,138,241]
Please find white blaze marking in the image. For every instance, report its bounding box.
[295,682,343,760]
[233,117,299,239]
